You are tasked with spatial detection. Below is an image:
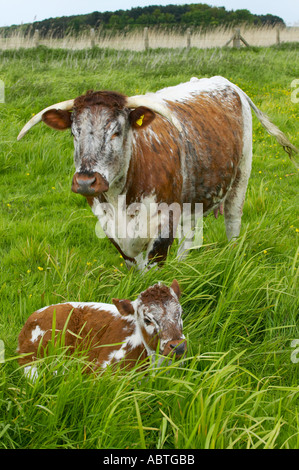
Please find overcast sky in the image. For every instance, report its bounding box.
[0,0,298,27]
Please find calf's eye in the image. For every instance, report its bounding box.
[144,318,152,326]
[111,132,120,140]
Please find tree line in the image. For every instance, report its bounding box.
[1,3,285,37]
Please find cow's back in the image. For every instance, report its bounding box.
[18,302,136,368]
[130,77,244,214]
[171,90,243,211]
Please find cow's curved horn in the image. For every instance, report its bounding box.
[126,95,182,133]
[17,99,75,140]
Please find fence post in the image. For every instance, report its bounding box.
[276,27,280,45]
[90,28,95,47]
[225,27,249,48]
[144,27,149,50]
[233,28,241,48]
[186,28,191,50]
[34,29,39,47]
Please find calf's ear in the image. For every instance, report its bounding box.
[112,298,134,316]
[42,109,72,130]
[129,106,155,130]
[170,279,181,299]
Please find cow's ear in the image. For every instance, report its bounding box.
[170,279,181,299]
[112,298,135,316]
[42,109,72,130]
[129,106,155,130]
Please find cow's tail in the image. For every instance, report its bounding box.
[242,91,298,167]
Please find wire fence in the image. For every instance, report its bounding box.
[0,25,298,51]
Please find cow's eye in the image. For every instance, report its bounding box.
[144,318,152,326]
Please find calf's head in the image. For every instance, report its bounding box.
[113,279,187,359]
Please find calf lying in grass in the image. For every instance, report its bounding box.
[18,280,187,379]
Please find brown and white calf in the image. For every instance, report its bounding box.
[18,77,298,270]
[18,280,186,379]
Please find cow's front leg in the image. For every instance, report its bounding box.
[133,204,180,272]
[106,236,137,270]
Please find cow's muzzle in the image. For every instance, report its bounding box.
[71,172,109,196]
[163,339,187,358]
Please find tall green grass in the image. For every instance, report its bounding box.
[0,44,298,449]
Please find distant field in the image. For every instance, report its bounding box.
[0,25,299,50]
[0,44,298,449]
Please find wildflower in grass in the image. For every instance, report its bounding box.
[7,203,11,207]
[263,250,267,254]
[259,171,262,174]
[37,266,43,271]
[27,269,31,274]
[52,186,56,190]
[26,173,30,176]
[120,263,123,267]
[296,229,299,233]
[86,262,92,266]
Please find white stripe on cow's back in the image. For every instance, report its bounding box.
[150,76,233,103]
[35,301,120,316]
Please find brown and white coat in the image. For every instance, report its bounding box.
[18,280,187,380]
[18,76,297,270]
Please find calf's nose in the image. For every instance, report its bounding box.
[163,339,187,358]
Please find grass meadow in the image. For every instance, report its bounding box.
[0,44,298,449]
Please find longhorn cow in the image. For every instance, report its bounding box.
[18,76,298,270]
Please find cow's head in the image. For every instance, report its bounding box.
[17,90,182,197]
[112,279,187,360]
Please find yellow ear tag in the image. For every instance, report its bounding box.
[136,115,144,126]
